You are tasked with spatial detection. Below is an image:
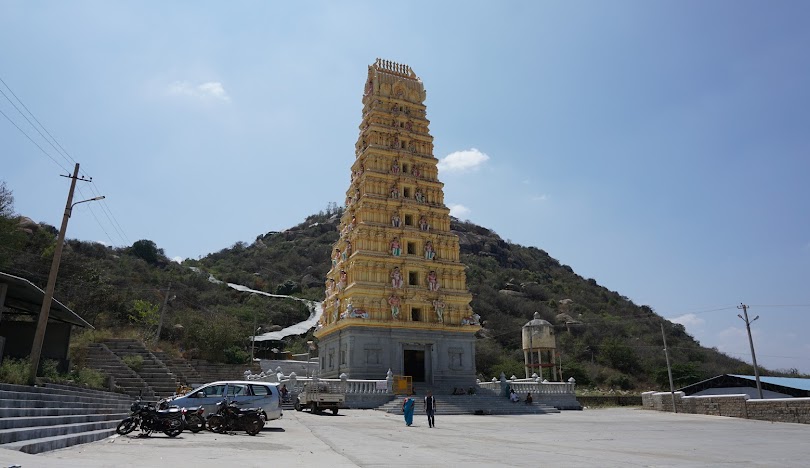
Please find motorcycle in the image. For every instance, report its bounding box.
[182,405,205,433]
[206,398,264,436]
[116,397,184,437]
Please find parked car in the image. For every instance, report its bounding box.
[168,381,282,423]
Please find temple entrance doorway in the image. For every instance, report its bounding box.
[403,350,426,382]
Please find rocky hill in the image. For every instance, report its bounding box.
[1,187,789,390]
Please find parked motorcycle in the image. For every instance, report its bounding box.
[206,398,264,436]
[182,405,205,433]
[116,398,184,437]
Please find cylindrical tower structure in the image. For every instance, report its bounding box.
[522,312,557,380]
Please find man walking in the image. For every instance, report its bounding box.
[424,390,437,428]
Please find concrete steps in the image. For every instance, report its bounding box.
[99,339,180,398]
[376,395,561,416]
[1,428,117,454]
[84,343,156,398]
[0,383,132,454]
[153,351,203,387]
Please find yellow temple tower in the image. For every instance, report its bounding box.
[313,59,480,388]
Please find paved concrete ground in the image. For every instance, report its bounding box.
[2,408,809,467]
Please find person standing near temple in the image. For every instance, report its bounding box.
[402,396,415,426]
[424,391,437,428]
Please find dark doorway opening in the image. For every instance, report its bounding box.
[403,350,425,382]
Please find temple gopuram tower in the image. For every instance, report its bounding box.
[314,59,480,389]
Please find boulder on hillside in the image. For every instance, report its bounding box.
[17,216,39,234]
[300,274,322,289]
[499,289,526,297]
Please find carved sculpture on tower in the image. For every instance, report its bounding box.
[314,59,479,388]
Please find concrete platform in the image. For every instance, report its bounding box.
[2,408,808,467]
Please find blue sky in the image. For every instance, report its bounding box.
[2,1,809,373]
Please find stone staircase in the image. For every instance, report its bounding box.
[0,382,131,454]
[85,342,156,399]
[152,351,203,387]
[376,394,561,416]
[101,339,180,397]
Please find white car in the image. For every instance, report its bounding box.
[169,380,283,422]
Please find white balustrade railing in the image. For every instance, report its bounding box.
[244,368,392,395]
[478,377,576,396]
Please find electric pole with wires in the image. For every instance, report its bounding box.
[737,303,764,399]
[28,163,103,384]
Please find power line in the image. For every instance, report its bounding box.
[88,180,130,245]
[0,81,75,170]
[0,107,70,173]
[0,75,130,246]
[75,185,115,246]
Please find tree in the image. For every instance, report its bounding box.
[130,239,163,264]
[0,181,24,268]
[0,181,13,217]
[600,337,640,373]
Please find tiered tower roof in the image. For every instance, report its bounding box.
[315,59,479,339]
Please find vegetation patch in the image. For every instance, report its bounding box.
[121,354,144,372]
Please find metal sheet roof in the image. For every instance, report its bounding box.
[0,271,93,328]
[729,374,810,392]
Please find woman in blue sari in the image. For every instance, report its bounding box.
[402,397,415,426]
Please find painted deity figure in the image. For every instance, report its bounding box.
[343,241,352,260]
[392,135,399,149]
[432,299,446,323]
[411,164,420,177]
[408,141,415,153]
[391,160,400,174]
[390,185,399,199]
[388,294,401,319]
[419,216,429,232]
[424,241,435,260]
[391,267,403,289]
[341,300,354,319]
[427,270,439,291]
[347,215,357,232]
[414,189,425,203]
[461,313,481,326]
[338,270,347,291]
[331,297,339,322]
[332,248,341,267]
[405,120,413,131]
[325,278,335,296]
[391,237,401,257]
[391,213,401,227]
[351,308,368,319]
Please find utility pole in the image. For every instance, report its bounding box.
[738,303,764,399]
[154,282,172,342]
[661,323,677,413]
[29,163,101,384]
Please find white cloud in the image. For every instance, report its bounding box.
[167,81,231,102]
[669,313,705,328]
[448,204,471,218]
[532,194,549,202]
[172,256,184,263]
[438,148,490,173]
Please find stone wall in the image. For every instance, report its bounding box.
[642,391,810,424]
